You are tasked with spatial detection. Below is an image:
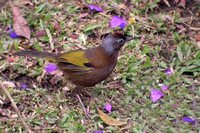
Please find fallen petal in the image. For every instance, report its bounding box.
[182,117,196,124]
[104,103,112,113]
[88,5,103,12]
[45,63,58,73]
[165,68,173,75]
[9,30,19,38]
[93,131,104,133]
[151,89,164,103]
[161,85,169,91]
[20,83,28,90]
[110,16,127,29]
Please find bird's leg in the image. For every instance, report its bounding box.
[76,93,90,119]
[64,86,92,118]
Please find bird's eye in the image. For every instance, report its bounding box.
[117,39,125,44]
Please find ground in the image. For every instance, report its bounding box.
[0,0,200,132]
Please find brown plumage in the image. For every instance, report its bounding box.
[14,33,134,88]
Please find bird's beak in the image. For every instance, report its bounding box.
[125,35,134,42]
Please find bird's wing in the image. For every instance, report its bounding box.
[56,50,94,73]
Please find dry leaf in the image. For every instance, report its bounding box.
[2,81,16,88]
[195,34,200,41]
[118,3,127,10]
[180,0,186,7]
[35,30,46,37]
[7,56,18,63]
[10,114,18,119]
[79,13,89,19]
[10,2,30,39]
[52,21,61,31]
[97,109,127,126]
[22,0,34,6]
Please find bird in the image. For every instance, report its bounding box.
[14,32,134,89]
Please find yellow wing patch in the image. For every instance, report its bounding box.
[58,50,89,67]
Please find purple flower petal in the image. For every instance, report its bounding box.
[110,16,127,29]
[93,131,104,133]
[150,89,164,103]
[9,31,18,38]
[182,117,196,124]
[88,5,103,12]
[165,68,173,75]
[45,63,58,73]
[104,103,112,113]
[161,85,169,91]
[20,83,28,90]
[8,28,19,39]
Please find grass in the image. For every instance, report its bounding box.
[0,0,200,132]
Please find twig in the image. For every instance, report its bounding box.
[76,94,90,119]
[0,82,32,133]
[182,22,200,31]
[75,43,86,50]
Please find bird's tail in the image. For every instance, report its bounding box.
[13,50,57,61]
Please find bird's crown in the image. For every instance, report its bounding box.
[101,32,133,54]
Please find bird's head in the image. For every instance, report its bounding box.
[101,33,134,54]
